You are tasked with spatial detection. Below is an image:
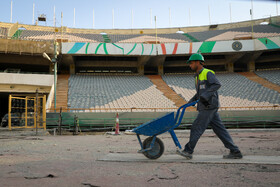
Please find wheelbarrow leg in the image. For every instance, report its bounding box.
[169,130,182,149]
[136,134,144,150]
[137,135,157,153]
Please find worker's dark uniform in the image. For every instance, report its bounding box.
[184,68,240,154]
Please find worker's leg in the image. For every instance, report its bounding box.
[209,110,240,152]
[184,109,216,154]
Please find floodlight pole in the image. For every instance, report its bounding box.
[33,3,35,25]
[53,42,58,112]
[276,0,279,16]
[131,9,133,29]
[189,8,191,26]
[73,8,76,28]
[93,8,95,28]
[150,9,152,28]
[54,6,56,27]
[251,0,254,39]
[155,16,157,45]
[208,5,211,25]
[112,8,114,29]
[169,8,171,27]
[229,3,232,23]
[10,0,13,23]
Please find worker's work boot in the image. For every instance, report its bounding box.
[223,150,243,159]
[176,149,192,160]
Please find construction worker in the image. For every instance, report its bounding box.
[177,53,242,159]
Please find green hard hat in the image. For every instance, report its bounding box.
[187,53,205,63]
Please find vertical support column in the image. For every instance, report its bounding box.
[49,63,54,74]
[25,97,28,128]
[43,95,46,130]
[35,89,38,135]
[8,95,12,130]
[137,56,150,75]
[70,64,75,74]
[138,65,144,75]
[248,60,255,72]
[227,62,234,72]
[54,61,57,112]
[33,97,36,129]
[158,65,164,75]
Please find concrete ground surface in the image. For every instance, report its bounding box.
[0,128,280,187]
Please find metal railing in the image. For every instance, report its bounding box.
[47,105,280,113]
[46,115,280,132]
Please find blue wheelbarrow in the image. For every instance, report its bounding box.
[132,100,198,159]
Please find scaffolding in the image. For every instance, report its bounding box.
[8,93,46,130]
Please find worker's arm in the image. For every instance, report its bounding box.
[188,93,198,104]
[200,72,221,102]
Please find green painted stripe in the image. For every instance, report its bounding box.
[149,44,154,55]
[258,38,279,49]
[112,43,123,50]
[141,44,144,55]
[95,43,103,54]
[68,43,86,54]
[103,43,108,54]
[85,43,90,54]
[198,41,216,53]
[126,43,137,55]
[112,43,124,54]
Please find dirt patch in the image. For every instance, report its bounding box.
[0,129,279,186]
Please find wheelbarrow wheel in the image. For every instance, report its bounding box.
[143,137,164,159]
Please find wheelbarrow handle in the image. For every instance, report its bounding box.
[173,100,199,129]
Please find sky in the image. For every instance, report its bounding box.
[0,0,279,29]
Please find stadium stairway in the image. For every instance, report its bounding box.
[239,72,280,93]
[182,33,200,42]
[146,75,191,109]
[11,30,23,39]
[51,74,70,111]
[102,34,111,43]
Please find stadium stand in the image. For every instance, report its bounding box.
[67,75,176,111]
[67,73,280,111]
[187,24,280,41]
[18,30,55,41]
[114,34,188,43]
[13,30,103,42]
[186,30,226,42]
[0,27,8,38]
[5,23,280,43]
[255,70,280,86]
[162,73,280,108]
[149,33,191,42]
[231,24,280,33]
[109,34,142,43]
[109,33,191,43]
[68,33,105,42]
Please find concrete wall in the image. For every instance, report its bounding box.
[0,73,53,87]
[0,73,54,109]
[0,39,54,55]
[62,37,280,55]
